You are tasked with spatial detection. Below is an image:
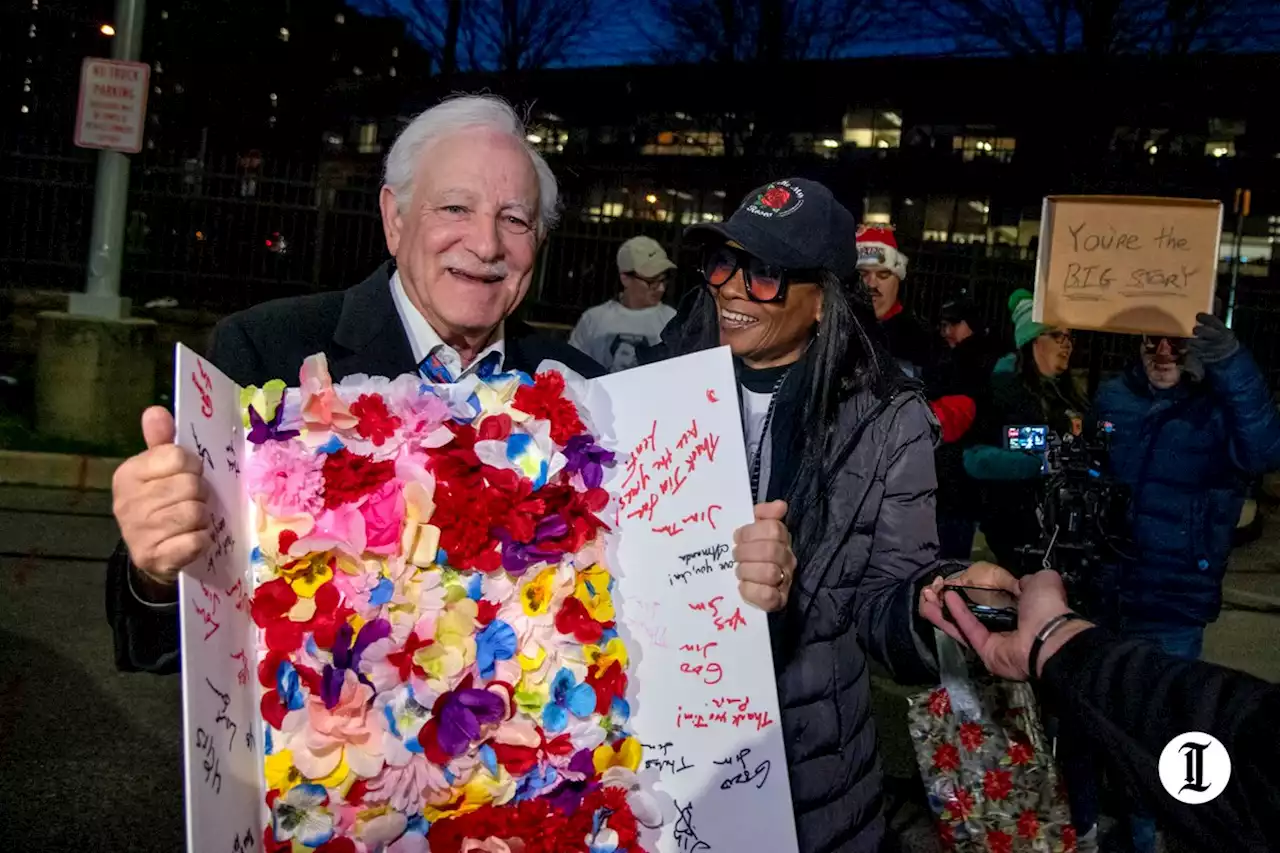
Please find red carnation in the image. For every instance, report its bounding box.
[315,838,357,853]
[478,413,513,441]
[986,829,1013,853]
[321,449,395,508]
[1017,808,1040,840]
[556,595,605,643]
[432,480,502,571]
[514,371,585,445]
[932,743,961,773]
[1062,825,1078,852]
[928,688,952,718]
[983,769,1013,801]
[476,598,501,625]
[760,186,791,209]
[959,721,986,752]
[1007,739,1034,766]
[350,393,401,447]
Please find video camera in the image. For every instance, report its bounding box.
[1005,417,1134,619]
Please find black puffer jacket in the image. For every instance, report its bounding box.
[658,337,949,851]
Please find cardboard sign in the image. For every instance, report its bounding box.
[1032,195,1222,337]
[74,58,150,153]
[174,346,263,853]
[588,348,799,853]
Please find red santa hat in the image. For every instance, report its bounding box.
[856,224,908,280]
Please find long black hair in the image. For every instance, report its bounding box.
[660,271,915,551]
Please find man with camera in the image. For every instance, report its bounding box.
[1092,312,1280,851]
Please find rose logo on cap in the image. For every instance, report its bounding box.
[748,180,805,219]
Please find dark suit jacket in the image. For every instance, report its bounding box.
[106,262,603,674]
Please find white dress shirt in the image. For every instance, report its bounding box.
[390,270,505,379]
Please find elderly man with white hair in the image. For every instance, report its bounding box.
[106,95,603,673]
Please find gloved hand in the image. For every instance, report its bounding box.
[1188,312,1239,364]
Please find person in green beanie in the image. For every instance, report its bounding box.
[963,288,1088,568]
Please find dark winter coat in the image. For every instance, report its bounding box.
[1093,348,1280,627]
[660,338,948,853]
[925,333,999,518]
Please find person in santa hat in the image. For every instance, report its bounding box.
[855,224,934,377]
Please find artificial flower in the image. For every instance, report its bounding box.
[542,668,597,734]
[591,737,641,775]
[300,353,358,432]
[248,441,325,517]
[512,371,585,444]
[271,783,335,848]
[322,449,396,510]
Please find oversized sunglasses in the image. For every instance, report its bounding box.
[1142,335,1188,355]
[702,245,813,304]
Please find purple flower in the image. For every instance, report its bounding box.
[321,619,391,707]
[494,514,570,576]
[248,402,300,445]
[436,687,506,756]
[563,435,614,490]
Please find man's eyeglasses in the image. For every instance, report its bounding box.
[624,270,670,288]
[702,246,812,304]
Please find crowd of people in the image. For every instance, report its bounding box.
[105,94,1280,853]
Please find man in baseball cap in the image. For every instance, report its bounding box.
[569,235,677,372]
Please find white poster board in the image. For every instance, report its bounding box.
[174,347,262,853]
[175,344,797,853]
[588,347,799,853]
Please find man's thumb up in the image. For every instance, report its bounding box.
[141,406,176,449]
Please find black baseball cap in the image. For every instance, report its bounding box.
[684,178,859,281]
[940,296,979,327]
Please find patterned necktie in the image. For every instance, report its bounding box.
[418,348,502,384]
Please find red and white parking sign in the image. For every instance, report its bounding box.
[74,58,150,153]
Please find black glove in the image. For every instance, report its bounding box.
[1188,312,1239,364]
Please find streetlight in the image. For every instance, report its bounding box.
[100,23,116,36]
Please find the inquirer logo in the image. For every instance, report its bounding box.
[1158,731,1232,805]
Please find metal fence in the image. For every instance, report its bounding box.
[5,137,1280,388]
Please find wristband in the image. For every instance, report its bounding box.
[1028,612,1082,679]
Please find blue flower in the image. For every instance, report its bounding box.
[277,661,305,711]
[542,667,597,734]
[475,620,517,679]
[368,575,395,606]
[272,783,333,847]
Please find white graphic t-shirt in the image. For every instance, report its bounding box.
[569,300,677,373]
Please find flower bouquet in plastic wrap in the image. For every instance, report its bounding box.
[244,354,659,853]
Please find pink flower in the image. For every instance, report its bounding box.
[361,480,405,555]
[363,754,449,813]
[461,838,525,853]
[247,441,324,517]
[289,669,385,779]
[290,505,367,561]
[300,353,357,431]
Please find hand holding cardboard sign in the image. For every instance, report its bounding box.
[1189,312,1240,364]
[112,406,212,594]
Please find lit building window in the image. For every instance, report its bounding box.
[641,128,724,156]
[952,131,1016,163]
[160,9,168,19]
[392,47,399,58]
[335,13,345,24]
[352,66,363,76]
[21,105,30,114]
[358,122,380,154]
[1206,142,1235,158]
[269,93,278,106]
[389,67,396,77]
[864,194,892,225]
[842,109,902,149]
[279,27,289,41]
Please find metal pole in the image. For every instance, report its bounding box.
[1226,189,1249,329]
[78,0,145,318]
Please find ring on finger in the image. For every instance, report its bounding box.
[776,568,787,588]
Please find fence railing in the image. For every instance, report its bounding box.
[5,139,1280,390]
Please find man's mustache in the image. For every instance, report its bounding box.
[442,255,508,279]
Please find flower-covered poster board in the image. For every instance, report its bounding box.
[174,344,798,853]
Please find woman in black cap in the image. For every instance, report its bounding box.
[657,179,1018,853]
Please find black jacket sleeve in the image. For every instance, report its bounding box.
[104,316,264,674]
[1041,627,1280,852]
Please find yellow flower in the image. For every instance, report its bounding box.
[240,379,287,429]
[415,641,466,681]
[517,645,547,673]
[584,637,628,678]
[256,508,314,562]
[574,565,615,623]
[592,737,642,775]
[313,754,352,789]
[462,766,515,808]
[264,748,303,795]
[280,553,332,597]
[437,598,478,644]
[520,567,557,617]
[400,482,440,567]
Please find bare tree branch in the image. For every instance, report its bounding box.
[467,0,604,72]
